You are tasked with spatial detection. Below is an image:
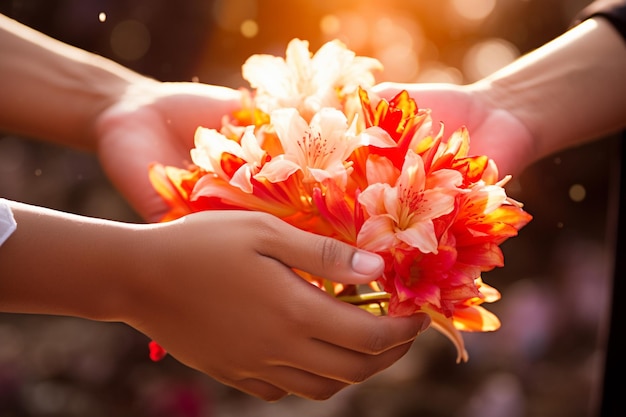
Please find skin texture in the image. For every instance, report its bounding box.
[373,17,626,177]
[0,14,431,400]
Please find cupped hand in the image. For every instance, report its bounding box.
[126,211,430,401]
[95,81,242,222]
[371,82,536,177]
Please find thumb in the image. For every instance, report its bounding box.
[259,218,384,285]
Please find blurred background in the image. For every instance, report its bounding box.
[0,0,617,416]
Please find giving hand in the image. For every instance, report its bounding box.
[128,211,431,401]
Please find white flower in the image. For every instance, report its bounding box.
[191,125,267,193]
[242,38,383,121]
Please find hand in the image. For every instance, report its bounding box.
[371,82,535,177]
[94,81,242,222]
[126,211,430,401]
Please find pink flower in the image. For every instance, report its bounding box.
[357,149,462,254]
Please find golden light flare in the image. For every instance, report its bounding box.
[196,0,514,87]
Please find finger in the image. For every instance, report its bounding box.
[252,216,431,351]
[305,297,431,354]
[232,378,289,402]
[255,366,349,401]
[276,338,415,385]
[256,217,385,284]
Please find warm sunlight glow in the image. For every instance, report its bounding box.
[371,16,424,82]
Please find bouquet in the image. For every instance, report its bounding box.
[148,39,532,363]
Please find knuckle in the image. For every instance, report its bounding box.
[251,211,279,235]
[250,212,284,248]
[363,327,391,354]
[317,237,345,270]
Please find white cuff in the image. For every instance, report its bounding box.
[0,199,17,246]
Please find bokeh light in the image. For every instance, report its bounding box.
[569,183,587,202]
[372,15,423,81]
[451,0,497,21]
[416,62,464,83]
[319,14,341,37]
[463,38,520,81]
[322,10,369,51]
[240,19,258,38]
[211,0,257,32]
[110,20,151,62]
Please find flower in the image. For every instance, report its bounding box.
[259,107,393,191]
[192,125,268,193]
[148,38,532,363]
[357,149,461,254]
[242,38,383,121]
[259,107,359,189]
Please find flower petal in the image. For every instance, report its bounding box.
[426,307,469,363]
[452,305,501,332]
[357,214,397,252]
[396,220,439,254]
[256,157,301,183]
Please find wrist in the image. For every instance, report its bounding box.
[474,18,626,162]
[0,202,142,322]
[108,220,181,329]
[0,14,152,151]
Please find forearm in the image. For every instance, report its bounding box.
[0,14,154,151]
[0,200,140,321]
[475,17,626,160]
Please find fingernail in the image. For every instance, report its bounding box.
[351,250,384,275]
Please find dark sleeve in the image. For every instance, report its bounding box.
[573,0,626,41]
